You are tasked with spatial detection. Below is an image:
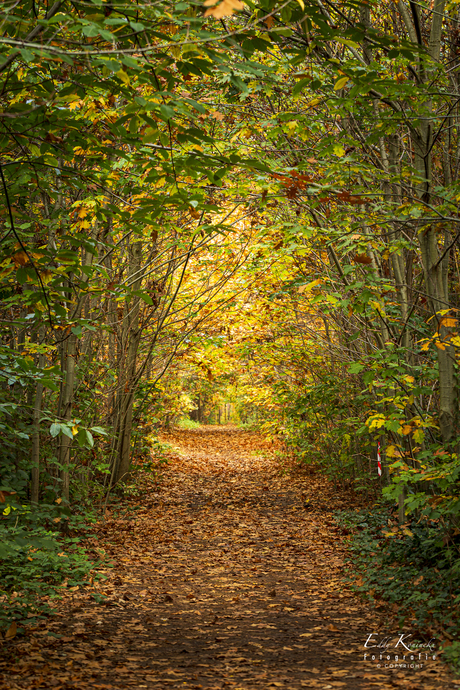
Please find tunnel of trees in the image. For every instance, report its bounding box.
[1,0,460,657]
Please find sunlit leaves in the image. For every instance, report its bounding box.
[203,0,244,17]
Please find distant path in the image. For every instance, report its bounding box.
[1,427,454,689]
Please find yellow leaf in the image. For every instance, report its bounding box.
[298,278,322,293]
[435,341,446,350]
[116,70,130,85]
[367,415,386,430]
[40,269,53,284]
[413,429,425,443]
[401,425,412,436]
[296,0,305,9]
[370,300,385,314]
[440,317,457,328]
[72,426,79,436]
[204,0,244,18]
[332,144,345,157]
[451,336,460,347]
[334,76,349,90]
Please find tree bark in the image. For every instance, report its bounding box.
[31,345,45,504]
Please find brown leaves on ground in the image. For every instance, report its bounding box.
[0,427,457,689]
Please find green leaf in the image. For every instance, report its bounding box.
[50,423,61,438]
[91,426,107,436]
[292,78,311,97]
[82,24,100,37]
[20,49,34,63]
[136,291,153,305]
[61,425,74,440]
[76,428,88,447]
[160,105,175,121]
[130,22,145,32]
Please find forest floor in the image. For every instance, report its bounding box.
[1,427,458,690]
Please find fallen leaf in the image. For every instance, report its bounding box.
[5,621,17,639]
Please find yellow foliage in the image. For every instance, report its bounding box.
[370,300,385,315]
[334,76,349,90]
[413,428,425,443]
[116,70,130,85]
[386,445,403,458]
[367,414,386,430]
[440,317,457,327]
[203,0,244,18]
[298,278,322,293]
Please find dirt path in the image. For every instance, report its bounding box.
[1,428,456,690]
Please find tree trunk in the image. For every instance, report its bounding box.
[111,240,143,484]
[31,346,45,504]
[58,332,77,501]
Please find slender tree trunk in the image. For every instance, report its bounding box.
[31,344,45,504]
[58,332,77,500]
[112,240,143,484]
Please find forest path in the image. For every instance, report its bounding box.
[1,427,455,690]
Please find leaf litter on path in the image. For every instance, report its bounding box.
[0,427,457,689]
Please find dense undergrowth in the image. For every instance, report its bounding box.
[336,504,460,673]
[0,506,98,633]
[0,441,171,635]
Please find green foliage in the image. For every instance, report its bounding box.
[0,503,100,631]
[337,505,460,671]
[277,371,374,489]
[176,417,202,430]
